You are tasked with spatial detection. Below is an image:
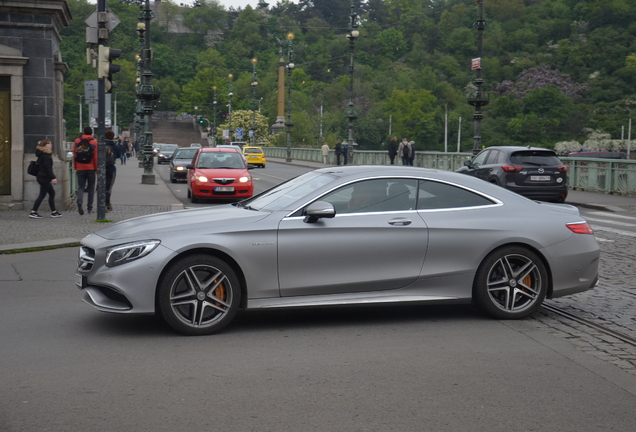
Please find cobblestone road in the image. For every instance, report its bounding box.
[532,223,636,376]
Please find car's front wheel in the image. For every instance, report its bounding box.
[473,246,548,319]
[158,255,241,335]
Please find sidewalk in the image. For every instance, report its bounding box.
[0,157,183,252]
[1,157,636,253]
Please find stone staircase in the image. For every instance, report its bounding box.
[151,112,205,147]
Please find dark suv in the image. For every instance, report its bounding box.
[457,146,568,203]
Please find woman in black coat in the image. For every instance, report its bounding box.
[29,139,61,218]
[388,137,398,165]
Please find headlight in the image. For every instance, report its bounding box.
[105,240,161,267]
[195,175,209,182]
[238,176,250,183]
[175,166,185,171]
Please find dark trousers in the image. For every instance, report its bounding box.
[389,155,396,165]
[33,177,56,212]
[106,170,116,205]
[401,156,409,165]
[336,154,341,165]
[76,170,96,210]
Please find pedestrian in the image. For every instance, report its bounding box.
[335,141,342,165]
[126,138,133,158]
[321,142,330,164]
[73,126,98,215]
[104,130,121,212]
[133,140,139,157]
[29,139,62,218]
[399,137,411,166]
[118,137,127,165]
[343,142,349,165]
[388,137,398,165]
[408,141,416,166]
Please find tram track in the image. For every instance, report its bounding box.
[541,303,636,348]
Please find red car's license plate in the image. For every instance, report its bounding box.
[214,187,235,192]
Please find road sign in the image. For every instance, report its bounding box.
[222,130,229,138]
[207,127,212,132]
[471,57,482,70]
[236,127,244,139]
[85,7,121,31]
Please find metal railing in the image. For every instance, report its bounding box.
[262,147,636,196]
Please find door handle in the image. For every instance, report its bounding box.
[388,218,411,226]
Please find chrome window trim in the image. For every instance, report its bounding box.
[284,175,503,219]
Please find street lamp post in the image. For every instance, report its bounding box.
[286,32,294,162]
[346,2,359,164]
[77,94,84,133]
[468,0,489,154]
[251,58,258,146]
[137,0,161,185]
[212,86,217,146]
[114,91,131,136]
[228,74,233,143]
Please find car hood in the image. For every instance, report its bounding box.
[93,205,269,240]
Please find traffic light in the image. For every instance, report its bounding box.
[198,118,204,124]
[98,44,122,93]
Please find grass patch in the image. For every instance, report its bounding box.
[0,243,81,254]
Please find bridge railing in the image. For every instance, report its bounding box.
[262,147,636,196]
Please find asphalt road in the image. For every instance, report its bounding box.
[2,162,636,431]
[2,249,636,431]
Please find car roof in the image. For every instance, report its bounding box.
[243,146,262,150]
[484,146,556,153]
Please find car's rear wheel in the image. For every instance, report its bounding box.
[473,246,548,319]
[158,254,241,335]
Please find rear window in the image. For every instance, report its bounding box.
[509,151,561,166]
[244,148,263,154]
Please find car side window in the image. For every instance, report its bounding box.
[485,150,501,164]
[320,179,417,214]
[471,150,490,166]
[416,180,495,210]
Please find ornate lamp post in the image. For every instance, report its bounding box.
[251,58,258,146]
[286,32,294,162]
[137,0,161,184]
[468,0,489,154]
[228,73,233,143]
[212,86,217,146]
[346,2,359,164]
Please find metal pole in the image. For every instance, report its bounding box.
[628,110,632,159]
[228,74,233,143]
[212,86,217,146]
[457,117,462,152]
[139,0,159,184]
[77,95,84,133]
[444,104,448,153]
[251,58,257,146]
[285,33,294,162]
[469,0,489,155]
[346,2,359,164]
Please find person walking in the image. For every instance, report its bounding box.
[29,139,62,218]
[334,141,343,166]
[388,137,398,165]
[321,142,330,164]
[104,130,121,212]
[74,126,98,215]
[343,142,349,165]
[408,141,416,166]
[118,137,127,165]
[399,137,411,166]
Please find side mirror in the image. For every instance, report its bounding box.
[247,164,256,170]
[186,164,194,170]
[464,160,473,167]
[304,201,336,223]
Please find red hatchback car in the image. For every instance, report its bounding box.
[186,147,254,203]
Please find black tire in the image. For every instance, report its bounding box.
[187,188,191,198]
[170,175,176,183]
[157,254,241,335]
[190,192,199,203]
[473,246,548,319]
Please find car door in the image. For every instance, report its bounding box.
[462,149,491,181]
[277,178,429,297]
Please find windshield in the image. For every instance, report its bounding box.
[174,149,198,159]
[196,152,245,169]
[241,172,337,212]
[161,145,179,153]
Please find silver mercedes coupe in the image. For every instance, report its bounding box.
[76,166,600,335]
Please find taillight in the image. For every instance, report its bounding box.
[566,222,594,235]
[557,166,568,173]
[502,165,523,173]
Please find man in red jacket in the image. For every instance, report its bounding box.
[73,127,98,215]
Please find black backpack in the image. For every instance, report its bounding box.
[75,138,94,164]
[105,144,116,167]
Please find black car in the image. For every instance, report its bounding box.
[457,146,568,203]
[169,147,199,183]
[157,144,179,164]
